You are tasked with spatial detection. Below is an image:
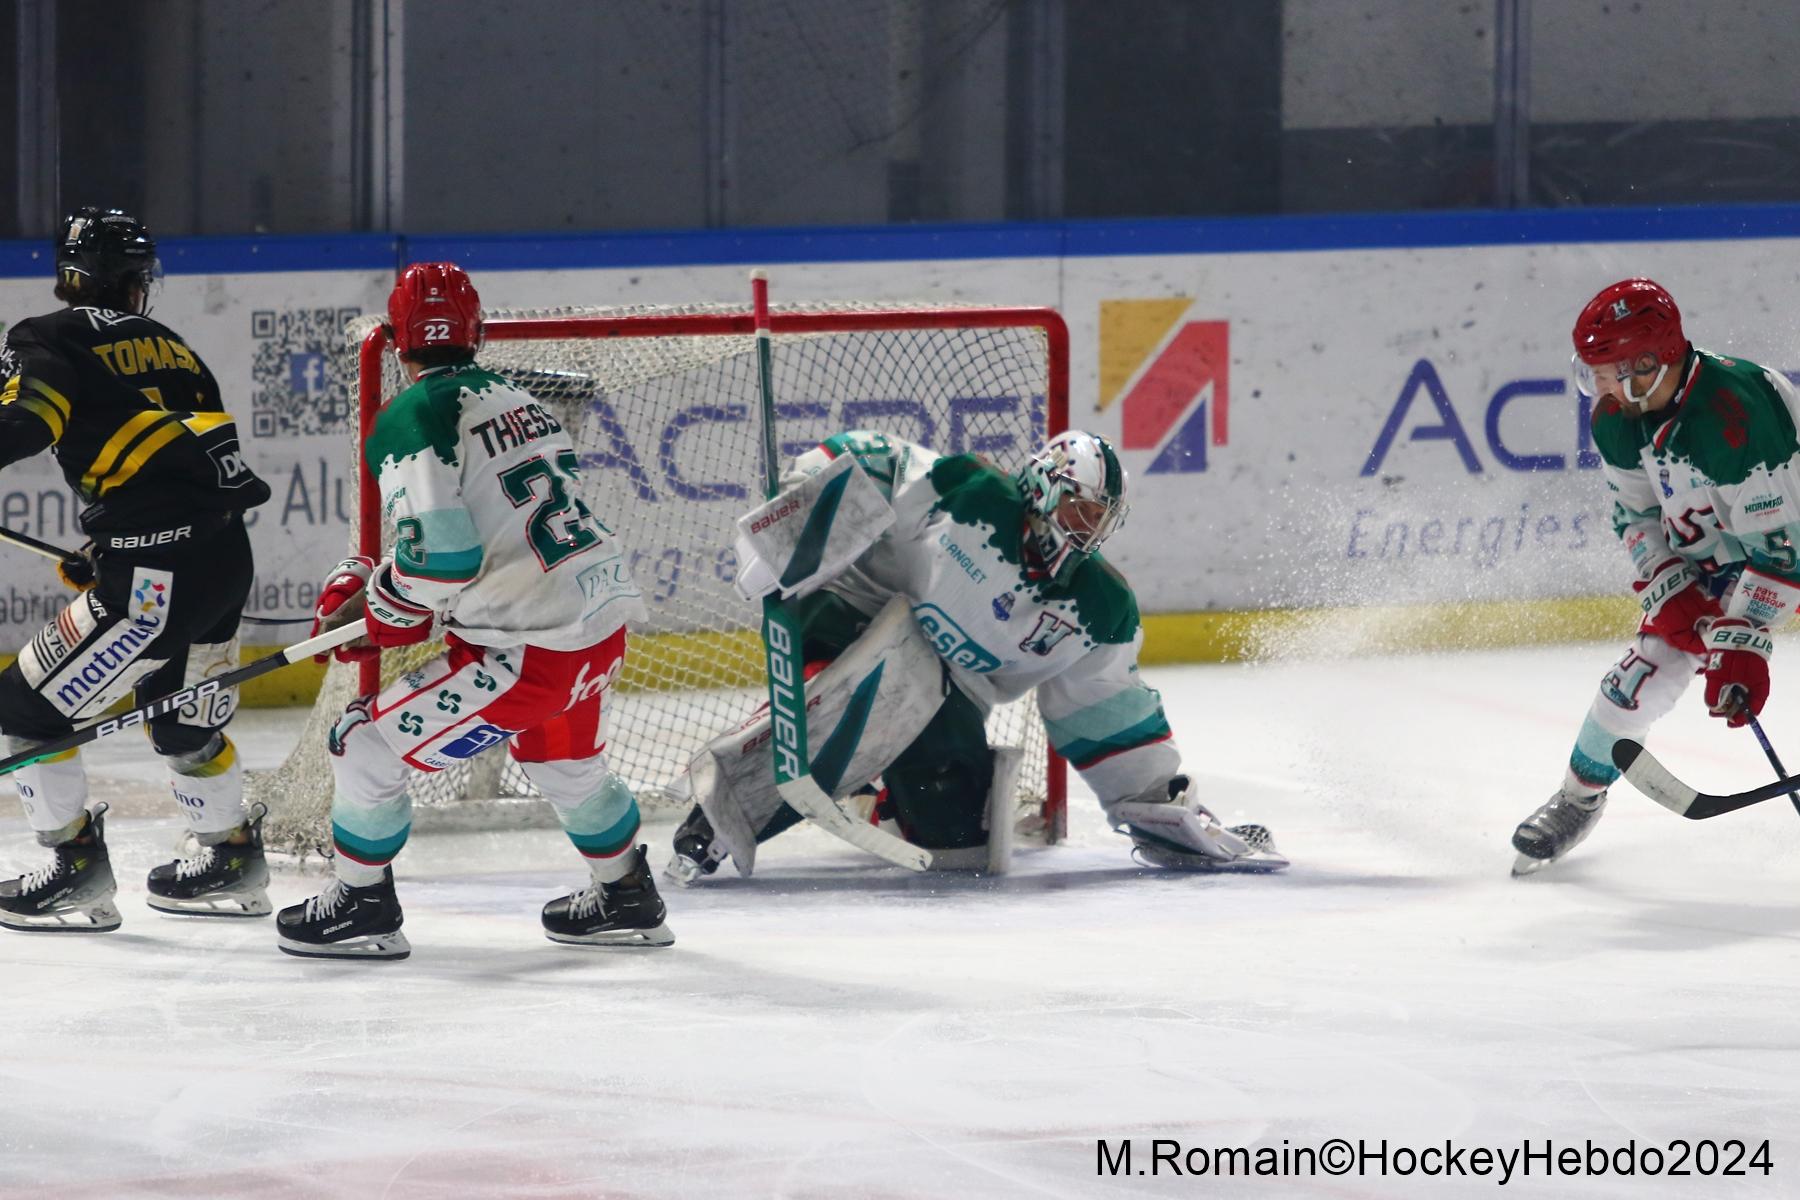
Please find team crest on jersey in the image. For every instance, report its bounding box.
[1019,612,1078,657]
[992,592,1015,621]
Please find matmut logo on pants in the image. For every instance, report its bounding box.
[1098,300,1228,474]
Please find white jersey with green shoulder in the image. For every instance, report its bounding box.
[788,430,1179,804]
[365,362,645,650]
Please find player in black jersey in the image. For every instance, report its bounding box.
[0,208,275,932]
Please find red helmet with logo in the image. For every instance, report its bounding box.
[1571,278,1687,368]
[387,262,483,360]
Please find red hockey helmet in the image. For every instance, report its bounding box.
[387,262,483,360]
[1571,278,1687,369]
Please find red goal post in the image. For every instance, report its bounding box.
[349,301,1071,841]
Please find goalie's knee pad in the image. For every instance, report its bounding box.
[684,595,948,876]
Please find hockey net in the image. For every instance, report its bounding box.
[252,300,1070,857]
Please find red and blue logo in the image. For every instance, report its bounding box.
[1098,300,1228,474]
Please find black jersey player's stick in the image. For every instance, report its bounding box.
[747,270,928,872]
[0,523,308,625]
[1611,737,1800,819]
[0,618,368,779]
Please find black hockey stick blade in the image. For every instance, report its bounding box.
[0,618,368,779]
[1611,738,1800,819]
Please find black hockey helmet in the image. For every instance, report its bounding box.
[54,207,160,314]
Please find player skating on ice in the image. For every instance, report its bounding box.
[666,429,1287,882]
[278,263,669,959]
[1512,279,1800,876]
[0,207,274,931]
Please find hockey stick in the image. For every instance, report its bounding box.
[0,618,369,779]
[0,524,307,625]
[749,270,929,872]
[1745,713,1800,817]
[1610,737,1800,819]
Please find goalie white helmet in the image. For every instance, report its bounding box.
[1017,431,1129,579]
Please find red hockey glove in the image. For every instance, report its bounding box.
[311,556,376,664]
[364,561,435,652]
[1702,618,1774,728]
[1634,557,1720,656]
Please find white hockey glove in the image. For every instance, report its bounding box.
[1104,775,1288,872]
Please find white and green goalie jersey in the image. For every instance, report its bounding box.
[365,362,645,650]
[788,430,1179,804]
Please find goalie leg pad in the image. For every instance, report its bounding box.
[690,595,948,875]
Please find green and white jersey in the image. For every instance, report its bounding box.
[789,430,1178,803]
[367,362,644,650]
[1593,350,1800,623]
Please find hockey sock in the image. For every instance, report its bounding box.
[166,734,249,843]
[9,741,91,842]
[330,791,411,886]
[548,774,641,881]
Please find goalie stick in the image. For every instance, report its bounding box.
[1610,736,1800,819]
[0,618,369,779]
[749,270,930,872]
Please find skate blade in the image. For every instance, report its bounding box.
[147,888,273,918]
[546,922,675,948]
[0,897,123,933]
[277,929,412,960]
[1131,844,1290,872]
[1511,851,1557,878]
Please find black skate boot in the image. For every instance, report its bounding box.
[663,805,725,887]
[147,803,272,917]
[276,866,410,959]
[1511,788,1607,877]
[0,805,121,933]
[544,845,674,947]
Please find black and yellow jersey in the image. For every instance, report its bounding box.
[0,305,270,533]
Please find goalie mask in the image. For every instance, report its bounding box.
[1017,431,1129,580]
[1571,278,1689,413]
[55,207,160,315]
[387,261,484,362]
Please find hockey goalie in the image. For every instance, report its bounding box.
[664,429,1287,882]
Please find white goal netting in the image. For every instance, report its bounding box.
[251,301,1066,857]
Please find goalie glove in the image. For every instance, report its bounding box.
[1634,557,1720,656]
[1703,618,1774,728]
[55,542,97,592]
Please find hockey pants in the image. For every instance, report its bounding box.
[327,626,642,884]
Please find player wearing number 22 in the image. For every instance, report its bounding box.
[0,208,273,933]
[1513,279,1800,876]
[278,262,670,959]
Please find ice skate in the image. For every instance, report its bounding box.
[1127,819,1290,873]
[276,866,410,959]
[663,805,726,887]
[0,805,121,933]
[544,845,674,947]
[146,803,272,917]
[1511,788,1607,877]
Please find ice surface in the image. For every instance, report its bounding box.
[2,643,1797,1198]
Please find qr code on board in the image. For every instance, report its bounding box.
[249,307,364,438]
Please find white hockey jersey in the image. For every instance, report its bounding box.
[366,362,645,650]
[787,431,1179,804]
